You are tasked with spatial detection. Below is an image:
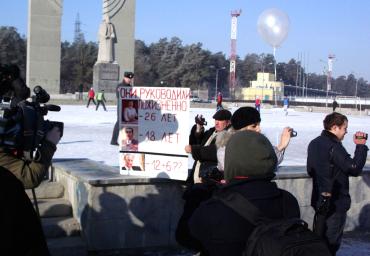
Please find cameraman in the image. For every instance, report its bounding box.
[307,112,368,255]
[0,64,30,108]
[0,126,61,189]
[0,126,59,255]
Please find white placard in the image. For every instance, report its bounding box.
[118,87,190,180]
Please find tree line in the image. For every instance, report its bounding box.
[1,26,369,97]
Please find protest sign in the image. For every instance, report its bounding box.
[118,87,190,180]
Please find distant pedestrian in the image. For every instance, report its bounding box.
[86,87,96,108]
[255,96,261,112]
[283,96,289,116]
[216,92,223,111]
[332,98,339,112]
[95,90,107,111]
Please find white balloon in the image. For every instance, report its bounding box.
[257,8,290,48]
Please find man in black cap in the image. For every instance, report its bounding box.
[189,131,300,256]
[185,109,232,185]
[176,109,232,252]
[111,71,134,145]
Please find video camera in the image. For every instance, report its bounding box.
[0,64,63,160]
[355,133,368,140]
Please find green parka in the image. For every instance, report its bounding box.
[0,140,56,189]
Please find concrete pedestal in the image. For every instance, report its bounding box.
[93,62,120,98]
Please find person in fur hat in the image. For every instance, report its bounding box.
[189,131,300,256]
[216,106,292,172]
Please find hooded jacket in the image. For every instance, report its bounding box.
[189,131,300,256]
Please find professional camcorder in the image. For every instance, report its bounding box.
[0,64,63,160]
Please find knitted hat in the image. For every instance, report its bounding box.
[231,106,261,130]
[224,130,277,181]
[212,109,232,121]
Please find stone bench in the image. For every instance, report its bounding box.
[53,158,185,252]
[52,159,370,252]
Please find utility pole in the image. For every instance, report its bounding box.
[229,9,241,100]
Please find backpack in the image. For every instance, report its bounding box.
[214,190,331,256]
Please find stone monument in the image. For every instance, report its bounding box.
[93,0,121,96]
[26,0,62,94]
[27,0,135,96]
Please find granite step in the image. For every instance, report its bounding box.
[33,198,72,218]
[42,216,80,238]
[26,181,64,199]
[47,236,87,256]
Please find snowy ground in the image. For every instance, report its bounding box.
[49,104,370,169]
[47,104,370,255]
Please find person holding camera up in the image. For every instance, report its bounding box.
[185,109,232,185]
[0,64,62,255]
[0,126,60,255]
[0,126,61,188]
[176,109,232,253]
[215,106,293,172]
[307,112,368,255]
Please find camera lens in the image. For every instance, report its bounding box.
[290,129,297,137]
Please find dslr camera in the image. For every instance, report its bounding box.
[195,114,207,126]
[0,64,63,160]
[289,128,297,137]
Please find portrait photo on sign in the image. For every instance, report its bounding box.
[121,100,138,124]
[119,126,139,151]
[119,153,145,175]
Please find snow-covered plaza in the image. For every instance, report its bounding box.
[46,103,370,255]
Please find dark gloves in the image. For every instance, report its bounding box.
[199,166,224,183]
[316,195,331,216]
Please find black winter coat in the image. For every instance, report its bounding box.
[0,167,50,255]
[188,178,300,256]
[187,125,218,184]
[307,130,368,212]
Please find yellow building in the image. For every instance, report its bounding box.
[235,72,284,101]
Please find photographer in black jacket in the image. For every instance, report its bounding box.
[176,109,231,253]
[307,112,368,255]
[185,109,232,185]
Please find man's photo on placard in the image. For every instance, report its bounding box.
[119,126,139,151]
[119,153,145,174]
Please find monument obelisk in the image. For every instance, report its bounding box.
[93,1,120,95]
